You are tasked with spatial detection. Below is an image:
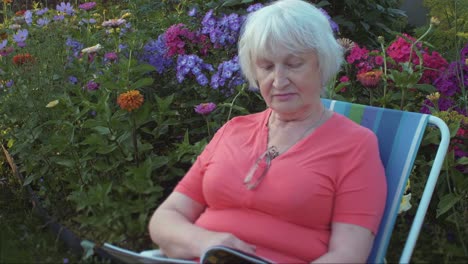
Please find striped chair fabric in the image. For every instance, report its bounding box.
[321,99,450,263]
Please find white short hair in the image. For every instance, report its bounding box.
[238,0,344,91]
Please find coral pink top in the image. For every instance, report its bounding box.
[175,109,387,263]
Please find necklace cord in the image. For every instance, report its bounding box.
[267,107,326,159]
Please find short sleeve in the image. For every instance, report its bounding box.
[174,121,230,205]
[333,132,387,234]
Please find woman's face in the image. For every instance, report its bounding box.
[254,48,322,116]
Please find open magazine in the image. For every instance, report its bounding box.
[102,243,273,264]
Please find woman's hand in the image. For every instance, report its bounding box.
[149,192,256,259]
[199,231,256,256]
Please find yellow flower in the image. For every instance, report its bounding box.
[426,92,440,102]
[430,17,440,26]
[117,90,144,112]
[46,100,59,108]
[121,12,131,19]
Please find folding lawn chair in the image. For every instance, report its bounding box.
[321,99,450,263]
[127,99,450,264]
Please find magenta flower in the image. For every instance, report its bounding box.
[194,102,216,115]
[104,52,118,62]
[79,2,96,11]
[86,80,100,91]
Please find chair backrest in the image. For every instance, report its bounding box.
[321,99,450,263]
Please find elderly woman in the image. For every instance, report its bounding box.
[148,0,387,263]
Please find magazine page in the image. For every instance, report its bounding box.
[102,243,197,264]
[200,245,274,264]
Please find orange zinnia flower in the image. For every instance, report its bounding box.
[12,53,35,65]
[117,90,144,112]
[15,10,25,16]
[3,0,13,4]
[357,70,383,88]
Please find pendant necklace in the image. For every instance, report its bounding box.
[267,107,327,160]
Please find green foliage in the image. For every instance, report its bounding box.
[0,0,466,262]
[312,0,408,47]
[419,0,468,60]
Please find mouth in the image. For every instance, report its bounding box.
[273,93,296,101]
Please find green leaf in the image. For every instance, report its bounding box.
[96,143,118,154]
[436,193,461,218]
[457,157,468,165]
[92,126,111,135]
[23,173,41,186]
[54,159,75,168]
[130,63,156,75]
[414,84,436,93]
[130,77,154,90]
[152,155,170,169]
[448,122,461,138]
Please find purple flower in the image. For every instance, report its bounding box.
[63,258,69,264]
[13,29,28,44]
[24,10,33,25]
[13,29,28,47]
[35,8,49,16]
[176,54,213,86]
[79,2,96,11]
[66,37,84,57]
[0,40,7,50]
[188,7,197,17]
[319,8,339,33]
[210,55,244,93]
[56,2,74,16]
[6,80,14,87]
[69,76,78,84]
[140,34,173,74]
[194,102,216,115]
[201,10,245,48]
[104,52,118,63]
[247,3,264,13]
[54,15,65,21]
[37,18,51,27]
[86,80,100,91]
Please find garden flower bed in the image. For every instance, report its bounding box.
[0,0,466,262]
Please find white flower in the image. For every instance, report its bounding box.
[81,44,102,54]
[398,193,412,214]
[46,100,59,108]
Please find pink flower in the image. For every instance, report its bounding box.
[339,76,350,82]
[346,45,369,64]
[104,52,118,62]
[194,102,216,115]
[79,2,96,11]
[375,56,384,65]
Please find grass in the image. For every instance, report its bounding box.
[0,171,79,264]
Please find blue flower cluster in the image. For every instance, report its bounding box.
[210,55,245,92]
[176,54,214,86]
[201,10,245,48]
[141,34,173,74]
[65,37,83,57]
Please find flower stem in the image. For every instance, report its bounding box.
[227,84,245,122]
[131,113,139,166]
[204,116,211,138]
[408,24,433,64]
[380,42,388,108]
[400,88,406,110]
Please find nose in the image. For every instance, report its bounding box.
[272,66,290,89]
